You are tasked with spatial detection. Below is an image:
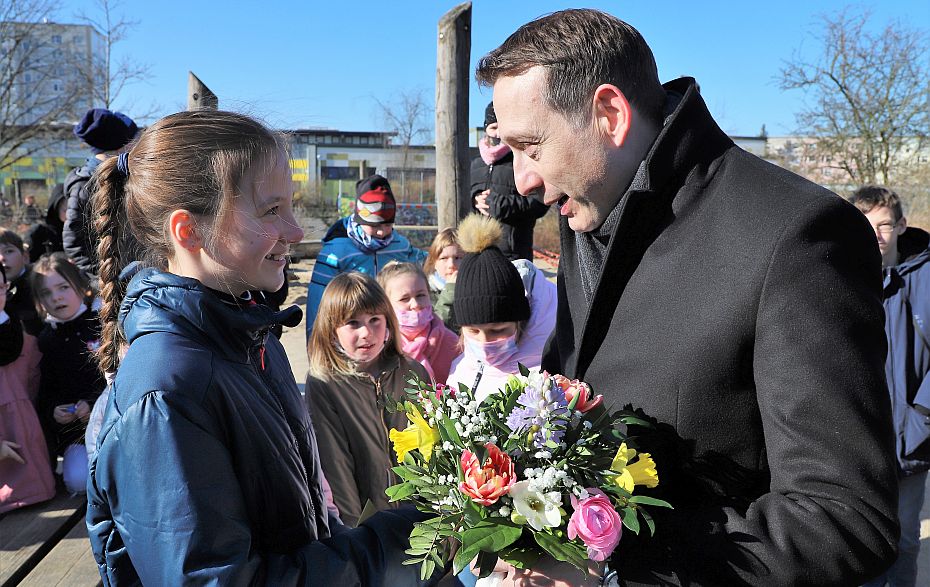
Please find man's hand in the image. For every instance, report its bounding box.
[475,556,603,587]
[0,440,25,464]
[53,404,78,424]
[475,190,491,216]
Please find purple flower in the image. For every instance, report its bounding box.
[506,376,569,447]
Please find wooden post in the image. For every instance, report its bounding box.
[187,72,218,111]
[435,2,471,230]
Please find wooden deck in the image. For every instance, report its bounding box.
[0,492,101,587]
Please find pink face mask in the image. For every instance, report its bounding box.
[397,307,432,336]
[464,333,518,366]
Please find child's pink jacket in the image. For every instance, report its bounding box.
[0,332,56,513]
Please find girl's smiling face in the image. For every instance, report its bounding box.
[385,272,431,314]
[335,312,387,370]
[37,270,83,320]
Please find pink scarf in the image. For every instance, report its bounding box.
[400,314,460,385]
[479,136,512,165]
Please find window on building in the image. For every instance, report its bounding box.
[51,35,61,43]
[324,135,332,144]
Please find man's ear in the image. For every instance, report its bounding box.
[168,210,202,252]
[592,84,632,148]
[897,216,908,235]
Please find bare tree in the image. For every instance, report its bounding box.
[0,0,90,175]
[778,8,930,186]
[75,0,153,117]
[375,88,433,197]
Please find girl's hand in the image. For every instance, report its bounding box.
[74,400,91,421]
[53,404,78,424]
[0,440,25,464]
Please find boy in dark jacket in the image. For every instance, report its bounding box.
[852,186,930,587]
[470,102,549,261]
[63,108,138,275]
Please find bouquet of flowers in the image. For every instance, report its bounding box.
[385,366,671,580]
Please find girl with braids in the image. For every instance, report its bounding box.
[85,110,437,586]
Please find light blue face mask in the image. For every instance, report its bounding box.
[464,333,518,366]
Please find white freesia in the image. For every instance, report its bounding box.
[509,480,562,531]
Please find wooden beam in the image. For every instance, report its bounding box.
[435,2,472,230]
[187,72,218,111]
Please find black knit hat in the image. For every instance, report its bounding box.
[73,108,138,154]
[454,246,529,325]
[484,102,497,129]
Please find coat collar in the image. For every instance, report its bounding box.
[120,267,299,363]
[563,78,734,379]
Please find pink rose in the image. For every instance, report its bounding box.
[552,374,603,413]
[459,443,516,506]
[567,489,622,562]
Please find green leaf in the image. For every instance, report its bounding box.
[629,495,672,508]
[476,551,500,579]
[453,543,477,575]
[392,466,424,482]
[498,545,541,569]
[385,482,417,501]
[640,508,657,536]
[621,507,641,534]
[420,558,436,581]
[460,520,523,553]
[533,531,588,570]
[518,363,530,376]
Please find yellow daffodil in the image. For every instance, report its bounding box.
[389,409,440,463]
[608,442,659,493]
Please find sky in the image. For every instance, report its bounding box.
[53,1,929,139]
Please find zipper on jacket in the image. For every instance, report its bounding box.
[250,340,313,517]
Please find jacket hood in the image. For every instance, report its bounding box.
[896,226,930,274]
[45,185,66,227]
[120,267,301,362]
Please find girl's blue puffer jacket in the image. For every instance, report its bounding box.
[86,268,433,586]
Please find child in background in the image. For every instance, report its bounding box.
[0,265,56,513]
[86,111,429,584]
[377,261,458,384]
[446,215,557,402]
[305,175,427,340]
[0,229,43,335]
[30,252,103,493]
[423,228,463,332]
[306,272,430,527]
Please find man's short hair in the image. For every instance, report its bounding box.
[475,9,667,127]
[0,228,24,252]
[849,186,904,221]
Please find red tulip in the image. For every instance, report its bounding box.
[459,443,516,506]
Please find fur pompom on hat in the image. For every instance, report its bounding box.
[454,214,529,325]
[354,174,396,225]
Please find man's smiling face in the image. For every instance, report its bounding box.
[493,66,621,233]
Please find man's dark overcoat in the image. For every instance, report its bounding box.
[542,78,898,586]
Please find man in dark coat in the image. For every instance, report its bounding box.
[477,9,898,586]
[470,102,549,260]
[851,186,930,587]
[63,108,138,275]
